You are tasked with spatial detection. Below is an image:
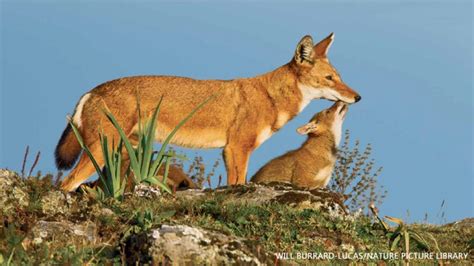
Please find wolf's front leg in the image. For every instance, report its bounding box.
[223,144,253,185]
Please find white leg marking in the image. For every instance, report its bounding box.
[72,93,91,128]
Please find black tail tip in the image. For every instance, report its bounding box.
[54,124,79,170]
[54,151,77,170]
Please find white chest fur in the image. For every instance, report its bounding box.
[298,83,343,112]
[257,111,291,147]
[255,126,273,147]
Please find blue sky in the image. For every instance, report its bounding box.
[1,1,472,223]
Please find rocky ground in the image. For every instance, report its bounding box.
[0,169,472,265]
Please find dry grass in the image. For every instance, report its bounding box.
[330,130,387,213]
[167,147,221,189]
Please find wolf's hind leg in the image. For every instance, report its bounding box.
[60,142,103,192]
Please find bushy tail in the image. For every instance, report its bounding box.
[55,124,81,170]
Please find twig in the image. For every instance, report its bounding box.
[7,247,15,265]
[28,151,41,177]
[54,171,64,187]
[436,199,446,223]
[21,146,29,178]
[207,175,212,188]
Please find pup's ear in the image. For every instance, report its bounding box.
[294,35,314,65]
[296,121,318,135]
[313,32,334,58]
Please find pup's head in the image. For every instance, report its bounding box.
[291,33,361,104]
[296,101,348,145]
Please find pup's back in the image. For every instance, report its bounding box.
[251,102,348,189]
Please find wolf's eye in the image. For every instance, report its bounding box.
[325,75,333,81]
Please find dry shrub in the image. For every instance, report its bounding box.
[330,130,387,213]
[167,148,220,189]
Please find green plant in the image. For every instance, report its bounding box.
[103,98,170,193]
[70,96,213,200]
[70,122,127,201]
[370,206,438,263]
[1,223,27,265]
[121,209,176,242]
[384,216,433,254]
[330,130,386,213]
[105,96,213,192]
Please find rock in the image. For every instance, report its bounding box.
[133,184,162,199]
[125,224,272,265]
[175,188,206,201]
[100,207,115,216]
[0,169,29,214]
[41,190,75,216]
[175,182,348,218]
[22,220,97,250]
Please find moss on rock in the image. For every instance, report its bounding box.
[0,169,29,215]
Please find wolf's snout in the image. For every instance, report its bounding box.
[354,95,362,102]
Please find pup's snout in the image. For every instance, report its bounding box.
[338,103,348,114]
[354,95,362,103]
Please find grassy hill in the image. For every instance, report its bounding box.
[0,169,472,264]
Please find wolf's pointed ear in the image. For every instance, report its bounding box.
[294,35,314,65]
[296,121,318,135]
[314,33,334,58]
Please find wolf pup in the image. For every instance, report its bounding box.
[251,101,348,189]
[56,33,361,191]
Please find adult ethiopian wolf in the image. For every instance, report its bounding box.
[55,33,361,191]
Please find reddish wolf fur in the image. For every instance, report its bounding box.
[55,33,361,191]
[251,101,348,188]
